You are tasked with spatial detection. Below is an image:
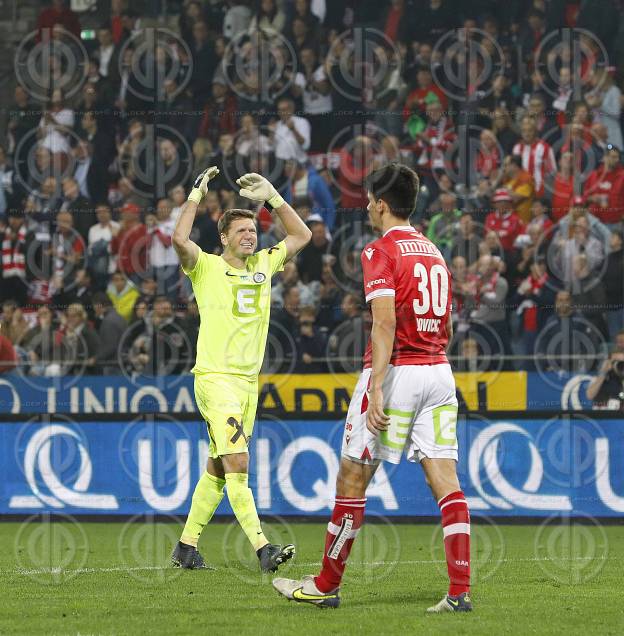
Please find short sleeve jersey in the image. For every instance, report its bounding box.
[183,241,287,377]
[361,226,452,367]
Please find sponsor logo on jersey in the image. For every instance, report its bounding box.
[366,277,386,288]
[396,239,442,258]
[364,247,375,260]
[455,560,469,567]
[253,272,266,283]
[416,317,441,332]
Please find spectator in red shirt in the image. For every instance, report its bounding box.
[36,0,81,41]
[338,136,372,211]
[198,79,238,146]
[584,145,624,226]
[485,189,526,252]
[111,203,148,282]
[551,151,576,221]
[403,67,448,120]
[0,331,17,374]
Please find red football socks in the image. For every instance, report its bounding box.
[314,496,366,593]
[438,490,471,596]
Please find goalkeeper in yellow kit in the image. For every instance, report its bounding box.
[171,168,311,571]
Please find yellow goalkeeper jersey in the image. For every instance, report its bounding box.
[182,241,287,378]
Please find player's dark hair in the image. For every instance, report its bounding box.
[365,163,419,220]
[218,208,255,235]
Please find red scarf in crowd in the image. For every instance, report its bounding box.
[2,226,26,279]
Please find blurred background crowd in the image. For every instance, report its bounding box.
[1,0,624,384]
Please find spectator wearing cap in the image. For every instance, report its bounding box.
[513,115,556,198]
[198,79,238,147]
[586,67,623,150]
[110,203,148,282]
[283,161,336,230]
[584,145,624,227]
[273,98,311,164]
[1,210,30,306]
[503,154,535,224]
[485,189,526,252]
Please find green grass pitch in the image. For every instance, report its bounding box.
[3,520,622,635]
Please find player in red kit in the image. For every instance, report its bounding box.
[273,164,472,612]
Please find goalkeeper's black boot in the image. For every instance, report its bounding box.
[257,543,296,573]
[171,541,209,569]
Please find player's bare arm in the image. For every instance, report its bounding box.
[172,166,219,271]
[237,172,312,259]
[367,295,395,435]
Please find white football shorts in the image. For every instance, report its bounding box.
[341,363,459,464]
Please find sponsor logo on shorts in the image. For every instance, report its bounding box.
[227,417,249,445]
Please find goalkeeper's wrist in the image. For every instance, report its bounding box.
[188,189,203,205]
[265,192,285,211]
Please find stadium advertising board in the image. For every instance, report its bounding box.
[0,372,595,414]
[2,416,622,517]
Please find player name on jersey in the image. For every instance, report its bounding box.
[396,239,443,258]
[416,318,442,332]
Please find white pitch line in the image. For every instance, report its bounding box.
[10,555,612,577]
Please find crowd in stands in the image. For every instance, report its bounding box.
[1,0,624,379]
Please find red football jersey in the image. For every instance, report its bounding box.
[361,226,452,368]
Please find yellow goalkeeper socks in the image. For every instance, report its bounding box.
[180,471,225,547]
[225,472,268,552]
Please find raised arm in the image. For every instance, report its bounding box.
[172,166,219,271]
[237,172,312,260]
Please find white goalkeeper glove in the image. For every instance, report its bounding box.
[188,166,219,204]
[236,173,285,210]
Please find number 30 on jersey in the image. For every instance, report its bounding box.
[412,263,449,317]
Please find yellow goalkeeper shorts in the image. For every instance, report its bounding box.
[193,373,259,458]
